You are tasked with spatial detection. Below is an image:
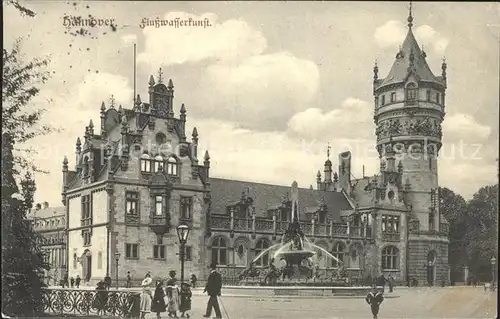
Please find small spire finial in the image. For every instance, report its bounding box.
[327,143,331,159]
[158,68,163,84]
[109,95,115,108]
[373,60,379,81]
[407,1,414,28]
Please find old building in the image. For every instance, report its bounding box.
[62,9,449,286]
[28,202,67,285]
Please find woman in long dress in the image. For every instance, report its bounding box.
[151,280,167,319]
[165,277,180,318]
[139,277,153,319]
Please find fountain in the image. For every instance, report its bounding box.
[238,181,349,289]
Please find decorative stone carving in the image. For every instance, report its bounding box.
[377,117,443,140]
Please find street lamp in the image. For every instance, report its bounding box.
[115,252,121,290]
[491,257,496,291]
[176,223,190,284]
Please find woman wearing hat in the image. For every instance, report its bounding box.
[139,276,153,319]
[166,270,180,318]
[151,280,167,319]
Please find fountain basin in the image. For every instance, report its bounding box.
[222,285,387,297]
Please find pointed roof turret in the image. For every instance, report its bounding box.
[192,127,198,139]
[63,156,68,165]
[89,119,94,128]
[180,103,186,114]
[101,101,106,112]
[168,79,174,89]
[76,137,81,147]
[377,3,444,89]
[149,75,155,86]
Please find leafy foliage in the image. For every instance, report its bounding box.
[3,39,54,174]
[1,134,50,316]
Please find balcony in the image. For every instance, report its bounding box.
[149,215,170,235]
[382,232,400,242]
[209,215,371,240]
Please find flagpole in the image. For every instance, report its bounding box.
[133,43,137,106]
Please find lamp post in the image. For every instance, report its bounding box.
[491,257,496,291]
[115,252,121,290]
[176,223,190,284]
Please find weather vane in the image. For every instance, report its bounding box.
[109,95,115,108]
[158,67,163,84]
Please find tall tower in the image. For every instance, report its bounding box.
[373,4,449,285]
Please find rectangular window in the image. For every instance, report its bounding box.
[81,195,91,226]
[318,211,326,223]
[426,90,431,101]
[153,245,166,259]
[125,243,139,259]
[83,230,91,246]
[382,215,400,233]
[375,97,379,108]
[180,197,193,219]
[441,94,445,105]
[126,192,139,215]
[155,196,163,216]
[390,92,396,102]
[429,213,435,231]
[435,93,440,103]
[381,95,385,106]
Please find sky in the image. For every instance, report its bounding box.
[3,1,499,207]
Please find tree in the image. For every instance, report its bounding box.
[465,184,498,281]
[1,134,50,317]
[439,187,468,282]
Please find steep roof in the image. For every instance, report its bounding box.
[27,206,65,219]
[209,178,353,222]
[379,26,444,88]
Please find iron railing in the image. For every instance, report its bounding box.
[41,288,139,317]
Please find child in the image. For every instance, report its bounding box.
[365,284,384,319]
[179,282,192,318]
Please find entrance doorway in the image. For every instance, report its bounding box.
[427,250,437,286]
[82,250,92,282]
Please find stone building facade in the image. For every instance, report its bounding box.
[28,202,67,285]
[62,9,449,287]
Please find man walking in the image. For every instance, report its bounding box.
[104,273,112,290]
[366,284,384,319]
[203,262,222,319]
[126,271,132,288]
[75,275,81,288]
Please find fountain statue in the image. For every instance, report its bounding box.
[239,181,347,286]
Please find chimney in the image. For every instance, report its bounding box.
[338,151,351,192]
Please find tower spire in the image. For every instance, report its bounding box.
[158,67,163,84]
[327,143,331,159]
[407,1,414,29]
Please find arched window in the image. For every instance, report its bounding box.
[82,157,89,176]
[167,157,178,176]
[382,246,399,270]
[332,242,345,267]
[211,237,227,266]
[140,153,151,172]
[254,239,270,266]
[406,83,417,101]
[154,155,163,172]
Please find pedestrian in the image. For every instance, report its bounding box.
[63,274,69,288]
[203,262,222,319]
[388,275,394,293]
[151,280,166,319]
[92,281,109,311]
[139,277,153,319]
[126,271,132,288]
[75,275,81,288]
[366,284,384,319]
[189,274,197,288]
[376,273,386,293]
[70,277,75,288]
[104,273,112,290]
[166,271,180,318]
[179,282,192,318]
[145,271,151,279]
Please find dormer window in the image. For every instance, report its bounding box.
[166,157,177,176]
[406,83,417,101]
[390,92,396,102]
[140,153,151,172]
[154,155,164,172]
[82,157,89,176]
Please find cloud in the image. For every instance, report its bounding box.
[196,52,320,128]
[374,20,449,54]
[137,12,267,67]
[287,98,374,140]
[442,113,492,142]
